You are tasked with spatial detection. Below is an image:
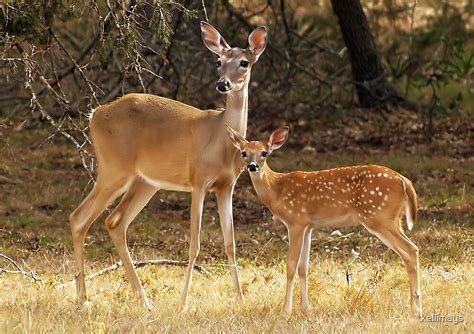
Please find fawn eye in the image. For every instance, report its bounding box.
[240,60,249,68]
[216,60,221,67]
[241,151,247,158]
[261,151,268,157]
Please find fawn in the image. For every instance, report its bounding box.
[226,124,421,318]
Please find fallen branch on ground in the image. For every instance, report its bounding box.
[0,175,18,184]
[59,259,211,288]
[0,253,38,282]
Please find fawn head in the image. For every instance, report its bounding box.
[200,22,267,94]
[226,125,289,173]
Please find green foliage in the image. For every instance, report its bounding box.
[378,2,472,138]
[0,0,72,42]
[442,38,473,78]
[386,55,411,80]
[420,37,471,126]
[1,5,40,37]
[42,0,62,26]
[97,40,113,70]
[0,0,471,142]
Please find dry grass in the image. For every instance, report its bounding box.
[1,127,473,332]
[0,253,472,333]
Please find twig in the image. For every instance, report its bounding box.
[279,0,291,44]
[143,0,188,91]
[133,259,210,276]
[254,237,274,263]
[59,259,211,288]
[289,30,340,55]
[405,0,417,97]
[313,232,355,248]
[201,0,208,22]
[0,174,17,184]
[0,95,30,103]
[345,249,367,286]
[34,30,104,100]
[49,28,102,106]
[0,253,38,282]
[29,92,96,182]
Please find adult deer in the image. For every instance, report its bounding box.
[226,125,422,318]
[69,22,267,310]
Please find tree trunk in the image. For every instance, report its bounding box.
[330,0,405,108]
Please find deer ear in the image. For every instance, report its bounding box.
[268,126,289,152]
[248,26,267,61]
[201,21,230,56]
[225,124,246,150]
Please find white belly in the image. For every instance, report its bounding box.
[138,172,193,192]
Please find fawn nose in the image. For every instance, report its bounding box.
[247,162,259,173]
[216,80,231,93]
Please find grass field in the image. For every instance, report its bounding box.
[0,127,472,333]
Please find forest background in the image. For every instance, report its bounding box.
[0,1,472,332]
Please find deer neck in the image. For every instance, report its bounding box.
[223,76,249,137]
[249,163,278,210]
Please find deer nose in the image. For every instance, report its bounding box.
[216,80,231,93]
[247,162,259,173]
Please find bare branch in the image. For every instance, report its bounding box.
[49,29,102,106]
[0,253,38,282]
[58,259,211,288]
[222,0,332,89]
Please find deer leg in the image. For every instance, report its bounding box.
[216,186,243,299]
[105,177,158,308]
[365,223,422,318]
[282,225,306,316]
[180,187,206,311]
[69,176,129,303]
[400,232,422,318]
[298,227,313,313]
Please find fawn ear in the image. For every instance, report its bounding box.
[201,21,231,56]
[225,124,246,150]
[268,126,289,152]
[248,26,267,61]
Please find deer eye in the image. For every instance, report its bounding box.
[240,60,249,68]
[216,60,221,67]
[241,151,247,158]
[261,151,268,157]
